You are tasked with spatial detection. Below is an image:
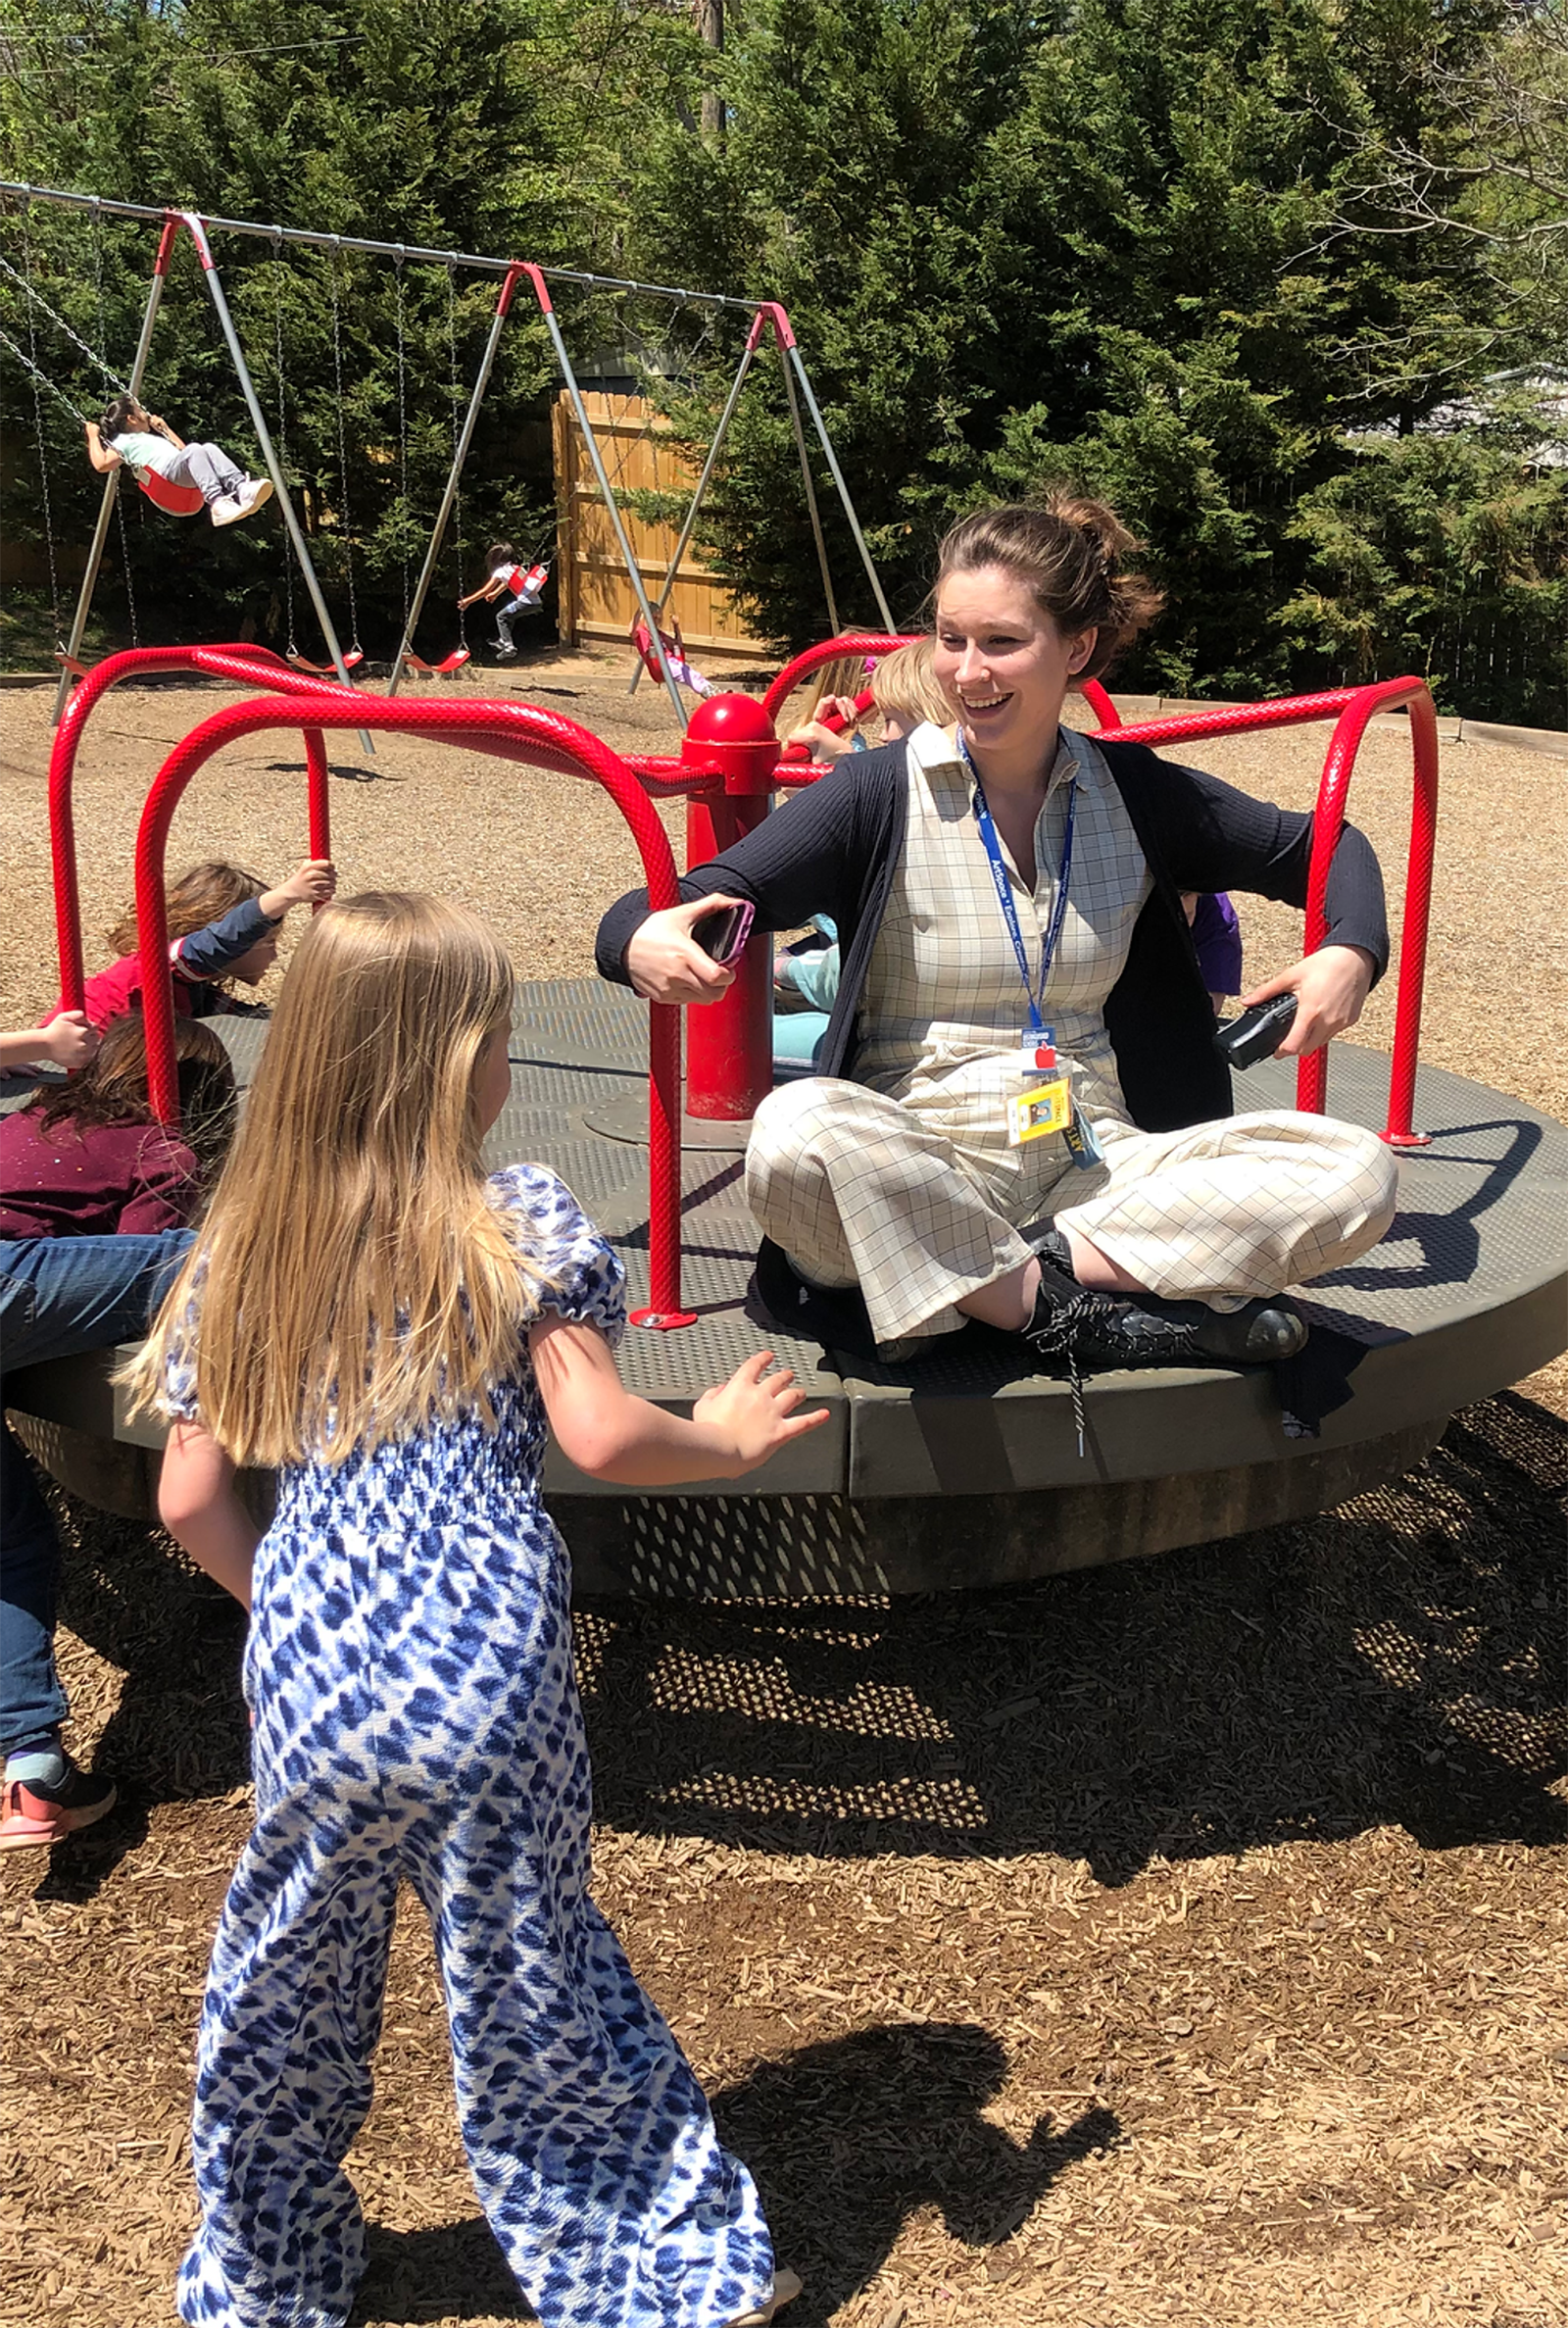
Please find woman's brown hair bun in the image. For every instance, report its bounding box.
[936,490,1164,679]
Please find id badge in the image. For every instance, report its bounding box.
[1007,1071,1073,1146]
[1061,1103,1104,1169]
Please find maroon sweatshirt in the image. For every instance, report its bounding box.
[0,1109,203,1237]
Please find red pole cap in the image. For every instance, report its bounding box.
[680,691,780,795]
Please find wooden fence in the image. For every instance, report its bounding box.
[551,391,771,666]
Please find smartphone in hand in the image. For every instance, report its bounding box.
[1213,993,1298,1069]
[693,901,756,968]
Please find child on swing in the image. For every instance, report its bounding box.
[458,539,547,658]
[130,890,815,2328]
[85,394,273,527]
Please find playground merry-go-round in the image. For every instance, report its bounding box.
[8,630,1565,1599]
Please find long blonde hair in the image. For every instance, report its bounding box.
[127,892,551,1466]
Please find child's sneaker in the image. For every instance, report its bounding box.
[212,478,273,527]
[0,1758,117,1850]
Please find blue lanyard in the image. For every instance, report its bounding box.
[958,733,1078,1038]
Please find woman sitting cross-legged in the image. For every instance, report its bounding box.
[595,494,1398,1399]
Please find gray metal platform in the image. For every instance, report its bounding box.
[5,982,1566,1596]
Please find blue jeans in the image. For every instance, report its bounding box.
[1,1232,192,1757]
[494,589,540,648]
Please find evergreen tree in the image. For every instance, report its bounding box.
[630,0,1551,710]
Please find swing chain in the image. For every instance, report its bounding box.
[92,202,138,650]
[271,231,297,657]
[15,214,63,645]
[395,256,411,637]
[328,246,362,657]
[447,264,466,647]
[0,250,129,395]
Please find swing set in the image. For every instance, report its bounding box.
[1,180,895,730]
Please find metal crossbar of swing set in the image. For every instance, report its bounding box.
[0,180,761,305]
[4,179,897,724]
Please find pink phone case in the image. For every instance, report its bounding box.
[696,901,755,966]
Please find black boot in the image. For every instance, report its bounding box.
[1024,1227,1307,1454]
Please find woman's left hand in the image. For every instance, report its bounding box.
[1239,944,1377,1058]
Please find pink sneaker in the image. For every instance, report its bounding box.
[0,1762,117,1850]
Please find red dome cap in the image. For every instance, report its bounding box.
[683,692,777,747]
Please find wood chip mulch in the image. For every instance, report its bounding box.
[1,651,1564,2327]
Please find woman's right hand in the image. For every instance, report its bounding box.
[625,895,747,1005]
[693,1351,830,1473]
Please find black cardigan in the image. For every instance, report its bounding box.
[596,735,1389,1135]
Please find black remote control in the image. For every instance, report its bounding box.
[1213,993,1298,1069]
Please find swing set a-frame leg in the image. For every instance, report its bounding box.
[627,300,896,702]
[785,335,896,633]
[50,222,176,728]
[387,264,522,700]
[519,266,689,726]
[181,213,375,757]
[626,323,762,699]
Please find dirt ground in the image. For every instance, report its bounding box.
[1,650,1565,2328]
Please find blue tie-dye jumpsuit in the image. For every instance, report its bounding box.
[163,1165,774,2328]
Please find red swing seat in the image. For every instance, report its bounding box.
[286,648,366,677]
[134,469,206,519]
[401,647,471,676]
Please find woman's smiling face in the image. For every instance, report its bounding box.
[933,564,1095,769]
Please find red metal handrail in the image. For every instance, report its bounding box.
[49,644,352,1010]
[1093,679,1439,1144]
[132,693,696,1326]
[1079,677,1120,730]
[760,636,1122,742]
[760,634,917,724]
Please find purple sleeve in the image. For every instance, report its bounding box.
[1189,890,1244,996]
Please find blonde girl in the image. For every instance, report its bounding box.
[131,892,815,2328]
[783,633,956,767]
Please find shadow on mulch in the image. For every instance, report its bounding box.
[345,2024,1116,2328]
[576,1388,1568,1886]
[352,2216,531,2324]
[27,1386,1568,1906]
[35,1486,250,1901]
[715,2025,1117,2327]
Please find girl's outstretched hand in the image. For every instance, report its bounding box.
[43,1010,100,1069]
[693,1351,830,1472]
[261,859,339,918]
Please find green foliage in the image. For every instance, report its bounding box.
[1284,431,1568,723]
[0,0,1562,720]
[0,0,625,654]
[629,0,1556,714]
